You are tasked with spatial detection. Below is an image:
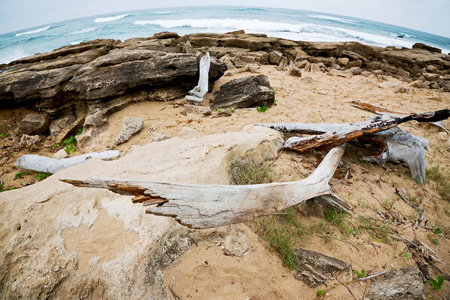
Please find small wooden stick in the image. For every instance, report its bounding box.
[357,270,387,281]
[169,276,182,300]
[335,274,358,300]
[395,188,424,222]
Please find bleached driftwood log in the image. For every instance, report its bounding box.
[185,52,210,104]
[256,110,446,184]
[349,100,449,133]
[15,150,120,174]
[257,109,448,153]
[360,127,429,184]
[61,145,350,229]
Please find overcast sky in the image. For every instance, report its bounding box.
[1,0,449,38]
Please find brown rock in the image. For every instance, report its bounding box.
[338,57,349,66]
[211,74,274,109]
[153,32,179,39]
[269,51,283,65]
[412,43,441,53]
[17,114,50,135]
[287,63,302,77]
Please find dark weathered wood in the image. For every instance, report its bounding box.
[348,100,449,133]
[257,109,448,153]
[61,145,350,229]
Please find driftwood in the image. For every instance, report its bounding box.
[15,150,120,174]
[349,100,449,133]
[293,248,349,287]
[361,127,429,184]
[185,52,210,104]
[257,109,449,153]
[61,145,350,229]
[257,109,449,184]
[256,121,429,183]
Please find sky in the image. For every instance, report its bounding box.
[1,0,449,38]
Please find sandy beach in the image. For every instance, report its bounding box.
[0,31,449,299]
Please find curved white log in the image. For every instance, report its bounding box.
[61,145,349,229]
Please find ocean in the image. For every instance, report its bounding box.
[1,6,449,64]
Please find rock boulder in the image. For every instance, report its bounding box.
[211,74,275,109]
[364,266,425,300]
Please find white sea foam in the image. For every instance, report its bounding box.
[134,18,416,49]
[70,41,83,45]
[153,11,170,14]
[0,48,29,64]
[70,27,98,35]
[134,18,305,32]
[94,14,129,23]
[308,14,357,24]
[16,26,51,37]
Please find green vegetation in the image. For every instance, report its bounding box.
[254,216,298,270]
[35,172,51,181]
[429,275,444,291]
[230,159,299,269]
[257,106,268,113]
[358,217,391,244]
[54,128,84,154]
[428,228,442,245]
[427,165,450,200]
[15,171,28,179]
[354,269,366,278]
[325,208,355,239]
[317,290,324,297]
[230,160,276,185]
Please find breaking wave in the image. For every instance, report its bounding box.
[94,14,129,23]
[308,14,357,24]
[134,18,305,32]
[70,27,98,35]
[16,26,51,37]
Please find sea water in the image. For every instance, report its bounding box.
[1,6,449,64]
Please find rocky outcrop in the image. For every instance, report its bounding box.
[1,31,448,135]
[0,38,227,127]
[211,74,275,109]
[0,126,283,299]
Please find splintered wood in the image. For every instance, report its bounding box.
[257,108,449,184]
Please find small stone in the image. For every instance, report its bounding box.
[287,63,302,77]
[177,127,204,139]
[151,133,168,142]
[18,114,50,135]
[19,134,41,149]
[269,51,283,65]
[393,85,410,93]
[338,57,349,66]
[300,76,316,84]
[364,266,425,300]
[11,280,17,292]
[52,149,69,159]
[183,104,212,116]
[294,59,308,69]
[114,117,144,145]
